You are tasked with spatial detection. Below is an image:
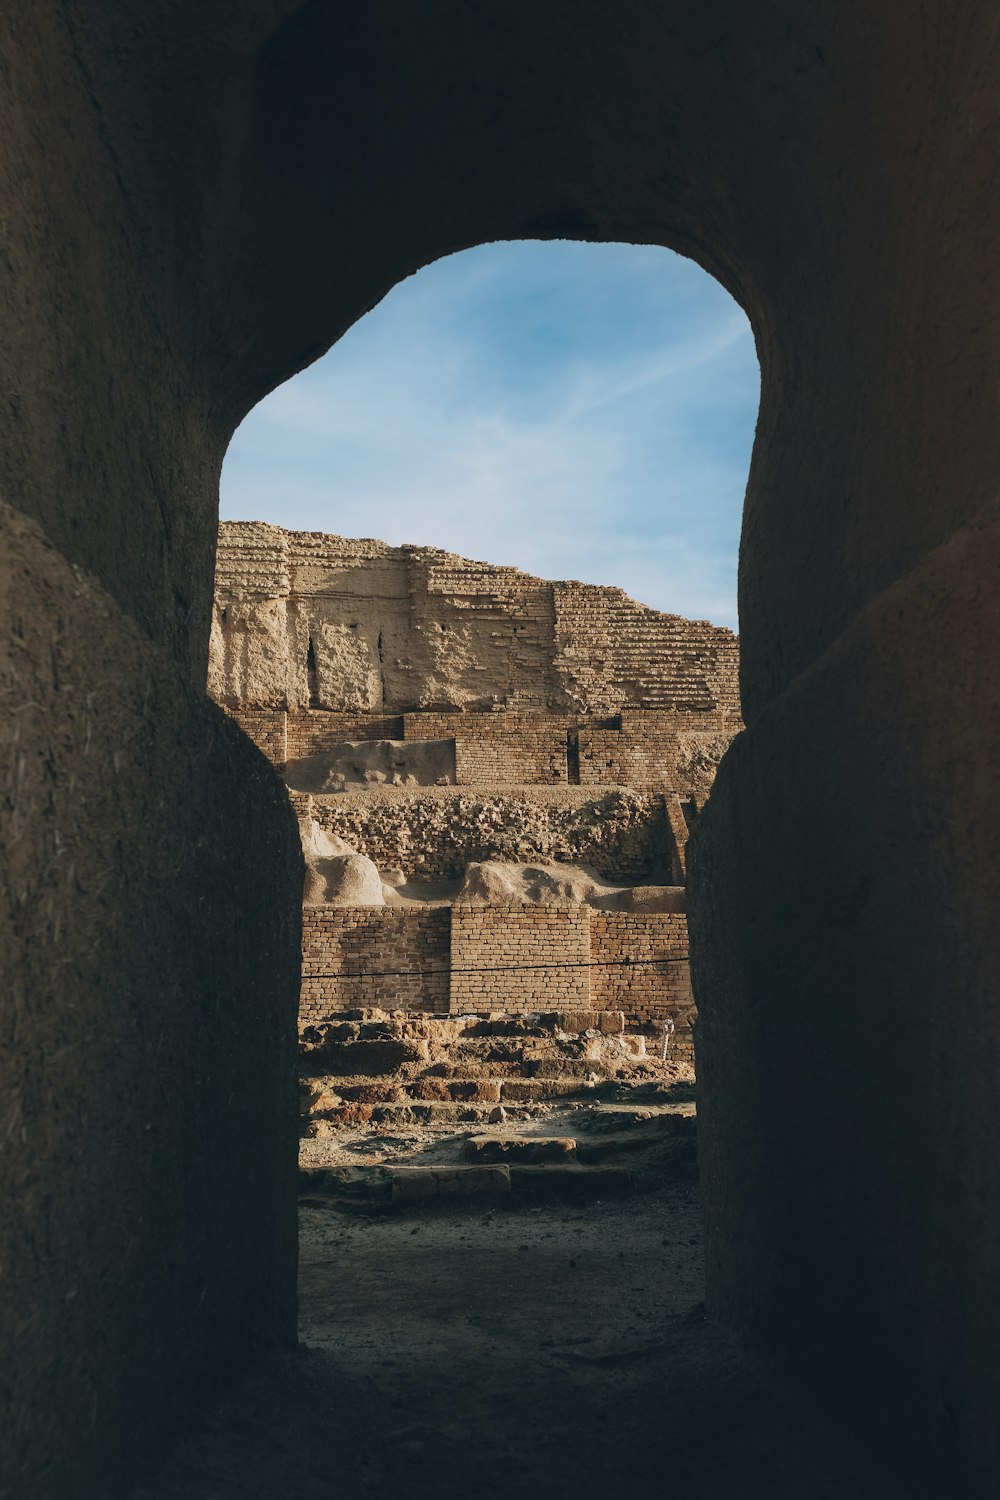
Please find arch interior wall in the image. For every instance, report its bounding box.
[1,4,999,1495]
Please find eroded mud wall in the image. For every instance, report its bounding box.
[0,10,303,1497]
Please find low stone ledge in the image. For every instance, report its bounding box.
[389,1165,511,1201]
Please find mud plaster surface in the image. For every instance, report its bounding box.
[132,1184,913,1500]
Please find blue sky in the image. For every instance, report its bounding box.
[221,241,759,630]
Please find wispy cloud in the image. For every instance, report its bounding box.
[221,241,759,629]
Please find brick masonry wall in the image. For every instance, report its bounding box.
[589,912,695,1043]
[450,904,591,1014]
[214,703,739,809]
[297,900,695,1040]
[301,907,450,1020]
[211,524,741,720]
[287,710,405,761]
[552,581,742,718]
[224,706,288,763]
[404,712,572,784]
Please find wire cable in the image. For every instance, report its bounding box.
[304,953,690,982]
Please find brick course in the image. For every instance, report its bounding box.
[301,907,450,1021]
[299,902,695,1042]
[450,904,591,1014]
[590,912,695,1048]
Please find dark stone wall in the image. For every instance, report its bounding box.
[0,504,302,1497]
[691,516,1000,1491]
[2,2,999,1493]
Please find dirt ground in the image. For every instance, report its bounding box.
[131,1177,919,1500]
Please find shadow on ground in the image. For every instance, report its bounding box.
[131,1182,920,1499]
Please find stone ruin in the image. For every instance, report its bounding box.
[7,11,1000,1492]
[210,521,742,1128]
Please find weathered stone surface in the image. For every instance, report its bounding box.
[0,504,301,1498]
[553,1011,626,1036]
[464,1135,577,1164]
[310,1039,429,1076]
[211,524,740,722]
[308,787,669,884]
[285,738,457,792]
[389,1165,511,1201]
[509,1165,634,1199]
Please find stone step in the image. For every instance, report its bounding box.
[389,1164,511,1202]
[464,1134,577,1164]
[301,1038,429,1077]
[308,1076,590,1110]
[299,1159,635,1205]
[307,1099,547,1132]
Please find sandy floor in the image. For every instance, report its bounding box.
[132,1181,917,1500]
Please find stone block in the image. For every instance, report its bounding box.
[315,1038,429,1075]
[447,1079,502,1103]
[464,1135,576,1163]
[499,1079,545,1102]
[389,1165,511,1201]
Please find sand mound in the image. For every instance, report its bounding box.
[458,860,609,906]
[301,819,384,905]
[456,860,686,911]
[285,739,456,793]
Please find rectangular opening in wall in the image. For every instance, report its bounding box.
[566,729,581,784]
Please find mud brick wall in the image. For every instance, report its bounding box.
[224,706,288,763]
[287,710,405,761]
[577,710,742,798]
[404,711,572,784]
[551,582,741,717]
[450,904,591,1013]
[298,900,694,1032]
[211,525,740,719]
[589,912,695,1044]
[301,907,450,1020]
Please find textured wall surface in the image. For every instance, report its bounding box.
[306,787,669,884]
[0,504,302,1498]
[211,523,741,719]
[450,905,592,1013]
[590,913,693,1032]
[300,902,694,1034]
[225,703,733,801]
[301,907,450,1017]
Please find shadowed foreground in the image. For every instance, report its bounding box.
[132,1185,917,1499]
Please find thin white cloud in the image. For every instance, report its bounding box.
[221,242,759,630]
[564,310,752,420]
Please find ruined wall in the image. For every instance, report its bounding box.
[301,908,449,1018]
[590,914,694,1036]
[305,788,668,883]
[288,711,405,760]
[450,905,592,1013]
[300,900,695,1038]
[222,699,734,802]
[211,523,741,724]
[227,706,289,765]
[408,712,574,785]
[552,582,742,717]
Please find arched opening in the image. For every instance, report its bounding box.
[197,239,880,1496]
[8,8,997,1497]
